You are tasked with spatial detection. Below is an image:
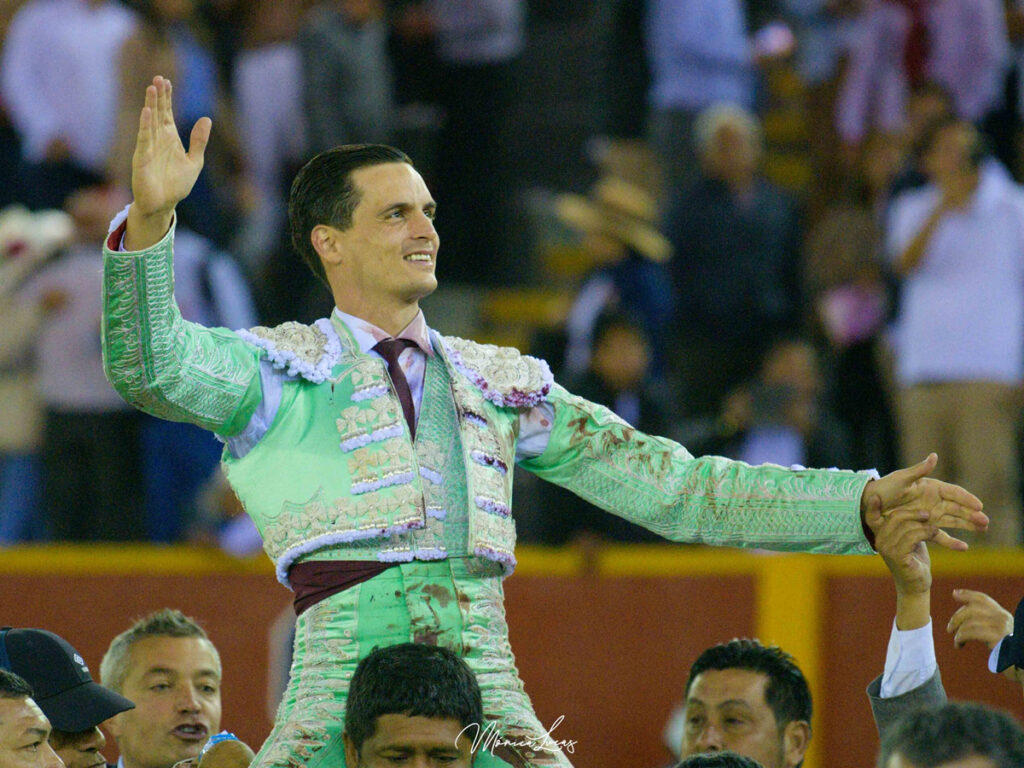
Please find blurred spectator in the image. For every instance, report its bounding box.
[0,0,136,209]
[230,0,308,271]
[663,104,803,417]
[17,185,145,541]
[413,0,525,286]
[886,116,1024,546]
[110,0,241,246]
[803,131,901,472]
[553,172,674,378]
[878,701,1024,768]
[836,0,1010,162]
[531,313,676,545]
[645,0,794,196]
[0,206,72,543]
[685,336,853,470]
[298,0,396,154]
[889,80,955,200]
[782,0,861,203]
[140,226,256,542]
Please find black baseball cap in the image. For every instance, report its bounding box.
[0,627,135,732]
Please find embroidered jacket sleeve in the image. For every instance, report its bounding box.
[102,220,263,436]
[519,383,875,554]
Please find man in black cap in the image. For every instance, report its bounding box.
[0,627,135,768]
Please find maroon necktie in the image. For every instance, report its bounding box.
[373,338,417,440]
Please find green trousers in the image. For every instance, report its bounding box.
[253,559,574,768]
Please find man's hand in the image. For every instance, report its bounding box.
[947,589,1013,650]
[124,75,211,251]
[862,454,987,551]
[874,503,934,630]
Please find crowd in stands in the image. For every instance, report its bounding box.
[2,0,1024,550]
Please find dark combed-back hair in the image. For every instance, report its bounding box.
[675,752,765,768]
[686,639,812,729]
[878,701,1024,768]
[288,144,414,288]
[0,668,33,700]
[344,643,483,756]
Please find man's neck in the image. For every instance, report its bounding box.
[333,300,420,337]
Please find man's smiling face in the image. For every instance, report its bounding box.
[105,637,221,768]
[324,162,440,328]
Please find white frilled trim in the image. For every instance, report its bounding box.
[378,548,416,563]
[475,496,511,518]
[236,318,341,384]
[474,545,516,575]
[440,334,553,409]
[275,518,425,587]
[419,466,444,486]
[339,423,403,453]
[377,546,450,563]
[351,470,416,495]
[351,384,389,402]
[471,450,508,475]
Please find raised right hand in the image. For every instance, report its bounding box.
[126,76,211,249]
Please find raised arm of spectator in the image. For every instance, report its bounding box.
[866,505,948,739]
[948,589,1022,697]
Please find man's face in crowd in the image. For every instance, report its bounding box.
[106,637,221,768]
[682,668,806,768]
[886,753,998,768]
[328,162,439,317]
[0,697,61,768]
[50,726,108,768]
[924,124,973,186]
[345,714,473,768]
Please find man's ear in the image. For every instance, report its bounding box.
[342,731,359,767]
[782,720,811,768]
[310,224,344,268]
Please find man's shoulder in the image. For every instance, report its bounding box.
[436,334,553,409]
[236,318,341,384]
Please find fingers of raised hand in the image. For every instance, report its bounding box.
[929,529,967,552]
[900,453,938,484]
[933,478,984,513]
[187,117,212,164]
[919,488,987,530]
[876,508,932,554]
[156,76,174,127]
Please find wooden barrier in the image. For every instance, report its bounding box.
[0,545,1022,768]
